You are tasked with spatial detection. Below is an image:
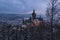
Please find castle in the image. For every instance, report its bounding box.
[20,10,45,40]
[21,10,44,28]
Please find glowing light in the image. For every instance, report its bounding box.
[34,21,40,27]
[21,29,24,32]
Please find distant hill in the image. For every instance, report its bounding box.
[0,14,46,20]
[0,14,31,20]
[0,14,46,25]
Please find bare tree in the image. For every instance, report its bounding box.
[46,0,60,25]
[46,0,60,40]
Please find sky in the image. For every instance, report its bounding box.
[0,0,49,15]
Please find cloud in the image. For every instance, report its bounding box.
[0,0,49,14]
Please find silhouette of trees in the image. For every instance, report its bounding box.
[46,0,60,25]
[46,0,60,40]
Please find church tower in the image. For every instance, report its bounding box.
[32,10,36,20]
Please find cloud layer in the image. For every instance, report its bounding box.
[0,0,49,14]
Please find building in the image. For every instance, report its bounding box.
[20,10,45,40]
[31,10,36,20]
[21,9,44,28]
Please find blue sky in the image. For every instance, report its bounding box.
[0,0,49,14]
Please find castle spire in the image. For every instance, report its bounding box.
[32,9,36,20]
[33,9,35,13]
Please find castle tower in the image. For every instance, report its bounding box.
[32,10,36,20]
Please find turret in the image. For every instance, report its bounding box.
[32,10,36,20]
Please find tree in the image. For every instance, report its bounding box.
[46,0,60,40]
[46,0,60,25]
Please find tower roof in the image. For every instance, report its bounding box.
[31,10,36,20]
[33,9,35,13]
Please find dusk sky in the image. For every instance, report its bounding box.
[0,0,50,15]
